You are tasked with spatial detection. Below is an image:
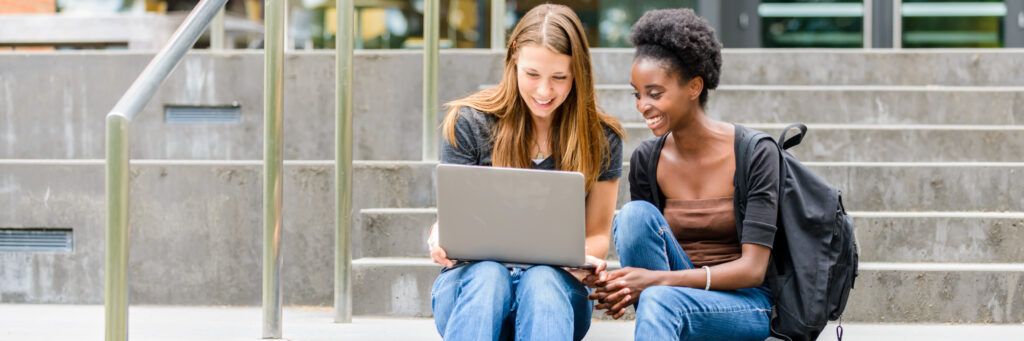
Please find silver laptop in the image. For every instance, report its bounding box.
[436,164,588,268]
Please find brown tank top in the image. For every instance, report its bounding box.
[663,197,741,267]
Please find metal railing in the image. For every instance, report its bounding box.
[262,0,286,337]
[104,1,230,340]
[334,0,356,324]
[491,0,507,50]
[422,0,440,161]
[105,0,495,338]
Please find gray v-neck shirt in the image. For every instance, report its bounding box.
[440,106,623,182]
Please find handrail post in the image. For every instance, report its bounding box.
[491,0,505,50]
[104,114,130,341]
[334,0,355,324]
[893,0,902,48]
[211,7,226,50]
[262,0,286,338]
[422,0,440,161]
[863,0,873,48]
[102,1,228,340]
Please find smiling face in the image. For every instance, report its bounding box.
[630,58,701,136]
[516,45,574,121]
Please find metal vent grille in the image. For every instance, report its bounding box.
[165,105,241,123]
[0,228,73,252]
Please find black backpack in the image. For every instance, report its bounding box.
[735,124,859,341]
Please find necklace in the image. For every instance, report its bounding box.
[533,140,547,159]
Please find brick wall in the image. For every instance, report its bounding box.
[0,0,56,14]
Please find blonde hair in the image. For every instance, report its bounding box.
[441,4,623,192]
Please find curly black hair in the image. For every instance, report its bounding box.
[630,8,722,107]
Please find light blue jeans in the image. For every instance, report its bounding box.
[614,200,773,341]
[431,261,592,341]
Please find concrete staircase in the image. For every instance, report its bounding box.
[1,50,1022,326]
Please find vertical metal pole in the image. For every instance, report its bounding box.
[871,0,894,48]
[490,0,505,50]
[1006,0,1024,47]
[423,0,440,161]
[334,0,355,324]
[893,0,902,48]
[104,114,130,341]
[212,7,226,50]
[863,0,873,48]
[262,0,285,338]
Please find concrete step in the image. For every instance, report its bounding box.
[6,51,1024,161]
[352,258,1024,323]
[355,209,1024,263]
[3,160,1022,215]
[622,123,1024,162]
[2,160,1022,307]
[594,49,1024,86]
[599,85,1024,125]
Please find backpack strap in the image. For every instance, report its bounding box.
[778,123,807,151]
[734,124,773,203]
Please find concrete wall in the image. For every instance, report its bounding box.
[3,50,1024,161]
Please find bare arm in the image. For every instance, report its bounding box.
[594,243,771,318]
[584,179,619,259]
[657,243,771,289]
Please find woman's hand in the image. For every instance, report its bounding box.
[580,255,608,287]
[428,222,455,268]
[569,255,608,284]
[590,267,662,319]
[429,244,455,268]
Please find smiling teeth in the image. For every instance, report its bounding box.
[645,116,663,126]
[535,98,552,105]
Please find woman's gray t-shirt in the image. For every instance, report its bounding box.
[440,107,623,181]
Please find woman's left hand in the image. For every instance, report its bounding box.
[590,267,661,319]
[569,255,608,285]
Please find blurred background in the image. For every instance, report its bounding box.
[2,0,1022,51]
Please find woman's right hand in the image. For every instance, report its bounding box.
[429,243,455,268]
[428,222,455,268]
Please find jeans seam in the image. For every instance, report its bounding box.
[676,306,773,316]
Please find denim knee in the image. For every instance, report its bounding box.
[517,266,579,300]
[614,201,664,244]
[635,286,676,318]
[459,261,512,298]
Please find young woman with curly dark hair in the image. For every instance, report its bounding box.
[589,8,780,340]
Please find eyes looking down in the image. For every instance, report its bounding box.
[630,58,704,136]
[512,44,706,136]
[515,45,573,121]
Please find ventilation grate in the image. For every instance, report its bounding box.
[0,228,73,252]
[165,105,241,123]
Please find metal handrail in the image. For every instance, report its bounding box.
[491,0,506,50]
[262,0,286,337]
[422,0,440,161]
[103,0,230,340]
[334,0,356,324]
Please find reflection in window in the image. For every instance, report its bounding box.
[902,0,1006,48]
[760,0,864,48]
[308,0,692,49]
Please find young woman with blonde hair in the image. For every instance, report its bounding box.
[426,4,624,340]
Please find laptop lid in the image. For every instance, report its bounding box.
[436,164,586,267]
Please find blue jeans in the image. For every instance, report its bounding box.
[613,201,773,341]
[431,261,592,341]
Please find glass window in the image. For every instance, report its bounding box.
[760,0,865,48]
[901,0,1005,48]
[311,0,694,49]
